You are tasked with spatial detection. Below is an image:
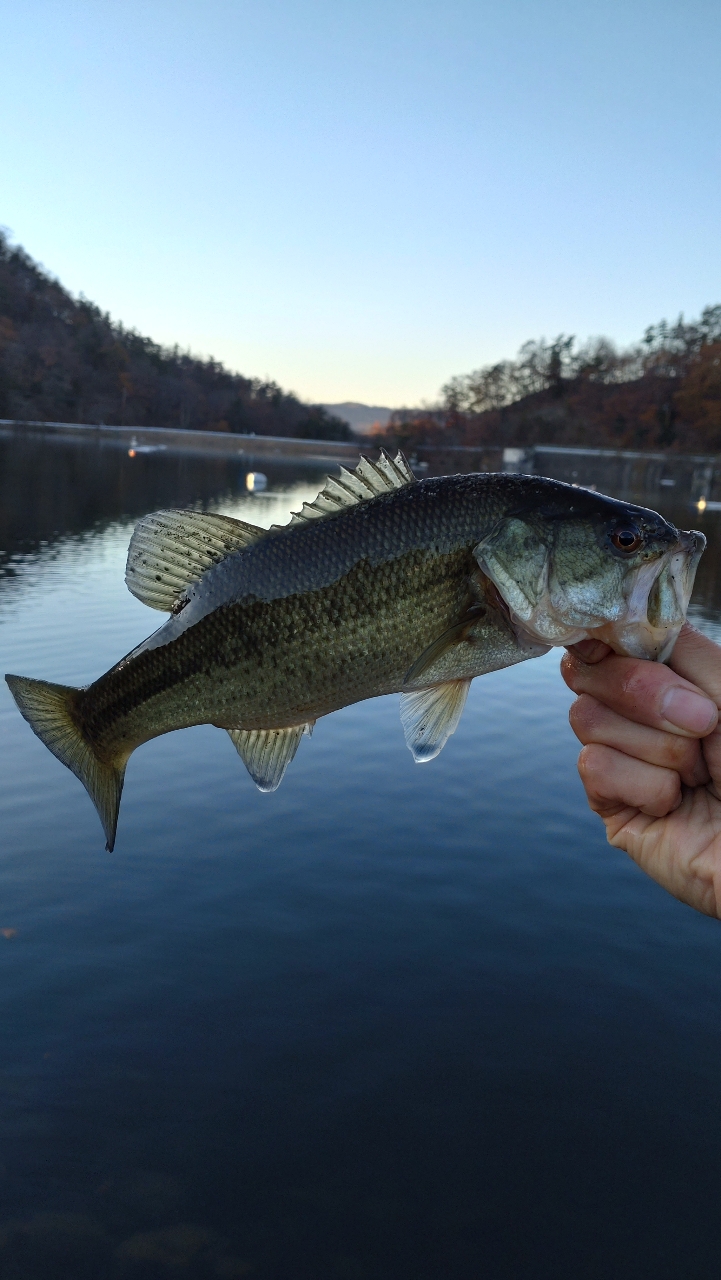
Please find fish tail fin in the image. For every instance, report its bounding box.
[5,674,126,851]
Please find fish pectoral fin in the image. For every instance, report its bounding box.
[227,723,314,792]
[399,680,471,764]
[126,509,267,611]
[403,612,484,686]
[275,449,416,530]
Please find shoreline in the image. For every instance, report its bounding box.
[1,422,719,495]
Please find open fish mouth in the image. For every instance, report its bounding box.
[593,530,706,661]
[481,529,706,663]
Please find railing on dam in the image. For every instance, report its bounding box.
[2,418,720,504]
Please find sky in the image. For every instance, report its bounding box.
[1,0,719,407]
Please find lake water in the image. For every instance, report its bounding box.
[2,429,721,1279]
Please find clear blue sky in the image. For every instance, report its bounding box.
[2,0,719,406]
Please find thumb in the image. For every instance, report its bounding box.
[669,625,721,798]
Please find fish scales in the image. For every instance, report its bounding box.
[77,472,546,753]
[5,457,705,849]
[79,545,479,750]
[181,471,598,612]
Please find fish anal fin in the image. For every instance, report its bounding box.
[400,680,471,763]
[5,674,127,850]
[228,723,314,792]
[276,449,416,530]
[126,509,266,612]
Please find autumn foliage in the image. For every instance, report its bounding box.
[382,312,721,455]
[0,232,353,441]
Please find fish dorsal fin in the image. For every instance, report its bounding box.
[228,723,314,792]
[126,509,266,612]
[399,680,471,763]
[277,449,415,530]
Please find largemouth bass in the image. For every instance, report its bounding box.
[5,451,704,850]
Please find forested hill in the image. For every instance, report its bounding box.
[0,233,353,440]
[383,308,721,455]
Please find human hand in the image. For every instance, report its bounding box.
[561,624,721,918]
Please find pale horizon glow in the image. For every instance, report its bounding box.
[2,1,720,408]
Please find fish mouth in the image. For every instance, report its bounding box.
[500,530,705,663]
[591,530,705,661]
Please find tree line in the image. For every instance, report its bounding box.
[382,307,721,454]
[0,232,353,441]
[3,229,719,455]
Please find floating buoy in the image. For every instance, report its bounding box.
[246,472,268,492]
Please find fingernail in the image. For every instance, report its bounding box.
[661,687,717,734]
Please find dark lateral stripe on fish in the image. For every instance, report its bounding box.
[5,461,701,849]
[77,547,475,745]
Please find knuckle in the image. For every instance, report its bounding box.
[577,743,602,786]
[569,695,602,738]
[666,734,697,769]
[646,774,680,816]
[621,665,654,706]
[659,772,679,805]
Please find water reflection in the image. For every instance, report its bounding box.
[0,431,331,633]
[0,428,330,574]
[3,428,720,636]
[2,429,721,1279]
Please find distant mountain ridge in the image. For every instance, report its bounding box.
[321,401,394,434]
[0,233,354,441]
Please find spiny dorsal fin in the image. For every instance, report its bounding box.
[399,680,471,763]
[228,723,314,792]
[276,449,416,530]
[126,509,266,612]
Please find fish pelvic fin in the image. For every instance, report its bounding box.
[400,679,471,763]
[5,675,126,851]
[228,723,313,792]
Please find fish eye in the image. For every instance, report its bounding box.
[611,525,643,553]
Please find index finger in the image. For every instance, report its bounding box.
[560,645,718,738]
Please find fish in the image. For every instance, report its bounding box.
[5,451,705,851]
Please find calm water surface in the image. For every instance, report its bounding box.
[2,431,721,1278]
